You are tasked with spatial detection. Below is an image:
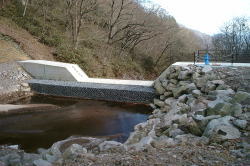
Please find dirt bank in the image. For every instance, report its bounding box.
[0,17,54,61]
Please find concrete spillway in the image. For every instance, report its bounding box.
[19,60,155,103]
[28,80,155,103]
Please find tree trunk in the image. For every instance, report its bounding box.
[23,0,29,17]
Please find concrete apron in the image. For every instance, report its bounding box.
[18,60,155,103]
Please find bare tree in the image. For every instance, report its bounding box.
[65,0,97,49]
[22,0,29,17]
[212,17,250,59]
[107,0,134,44]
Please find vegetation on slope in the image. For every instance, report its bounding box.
[0,0,207,79]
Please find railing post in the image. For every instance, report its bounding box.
[231,53,234,66]
[194,52,196,65]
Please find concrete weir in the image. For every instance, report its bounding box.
[19,60,155,103]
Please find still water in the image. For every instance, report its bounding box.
[0,95,151,152]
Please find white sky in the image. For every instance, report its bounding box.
[152,0,250,35]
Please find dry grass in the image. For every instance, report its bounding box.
[0,16,55,62]
[0,39,30,63]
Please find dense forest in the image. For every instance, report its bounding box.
[0,0,212,79]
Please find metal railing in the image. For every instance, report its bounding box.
[194,50,250,64]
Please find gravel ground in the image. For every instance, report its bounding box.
[56,143,248,166]
[0,61,32,103]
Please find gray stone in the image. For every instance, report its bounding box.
[1,153,21,166]
[159,95,166,100]
[0,161,6,166]
[37,148,48,154]
[178,70,192,80]
[153,99,165,107]
[202,66,213,74]
[98,141,126,152]
[216,84,230,90]
[8,158,22,166]
[203,116,241,142]
[149,103,156,110]
[203,81,216,93]
[192,89,202,98]
[172,83,196,98]
[161,80,169,89]
[164,91,173,97]
[168,128,185,138]
[189,100,207,114]
[178,81,191,86]
[186,83,197,92]
[164,97,176,107]
[154,80,165,95]
[166,83,177,91]
[192,72,200,81]
[43,154,57,163]
[178,117,203,136]
[33,159,52,166]
[211,80,225,85]
[209,89,235,97]
[169,79,178,85]
[8,145,19,150]
[22,153,41,164]
[178,94,188,103]
[194,77,207,88]
[232,91,250,103]
[193,115,221,131]
[232,119,247,129]
[206,102,234,116]
[232,103,243,117]
[178,103,190,113]
[62,144,87,159]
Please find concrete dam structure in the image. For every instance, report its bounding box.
[19,60,155,103]
[19,60,250,103]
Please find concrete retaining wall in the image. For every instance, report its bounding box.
[19,60,88,82]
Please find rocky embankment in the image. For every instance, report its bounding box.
[0,62,32,103]
[0,64,249,166]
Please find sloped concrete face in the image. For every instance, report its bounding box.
[28,80,156,103]
[18,60,88,82]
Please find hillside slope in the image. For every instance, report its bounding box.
[0,0,208,79]
[0,17,54,61]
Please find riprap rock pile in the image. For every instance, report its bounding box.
[125,65,250,155]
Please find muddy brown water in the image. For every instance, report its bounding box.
[0,95,151,152]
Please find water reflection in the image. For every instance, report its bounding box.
[0,96,151,152]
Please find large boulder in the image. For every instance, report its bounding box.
[206,101,242,117]
[203,116,241,142]
[154,80,165,95]
[232,91,250,103]
[172,83,196,98]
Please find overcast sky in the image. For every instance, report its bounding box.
[152,0,250,35]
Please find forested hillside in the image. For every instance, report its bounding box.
[0,0,207,79]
